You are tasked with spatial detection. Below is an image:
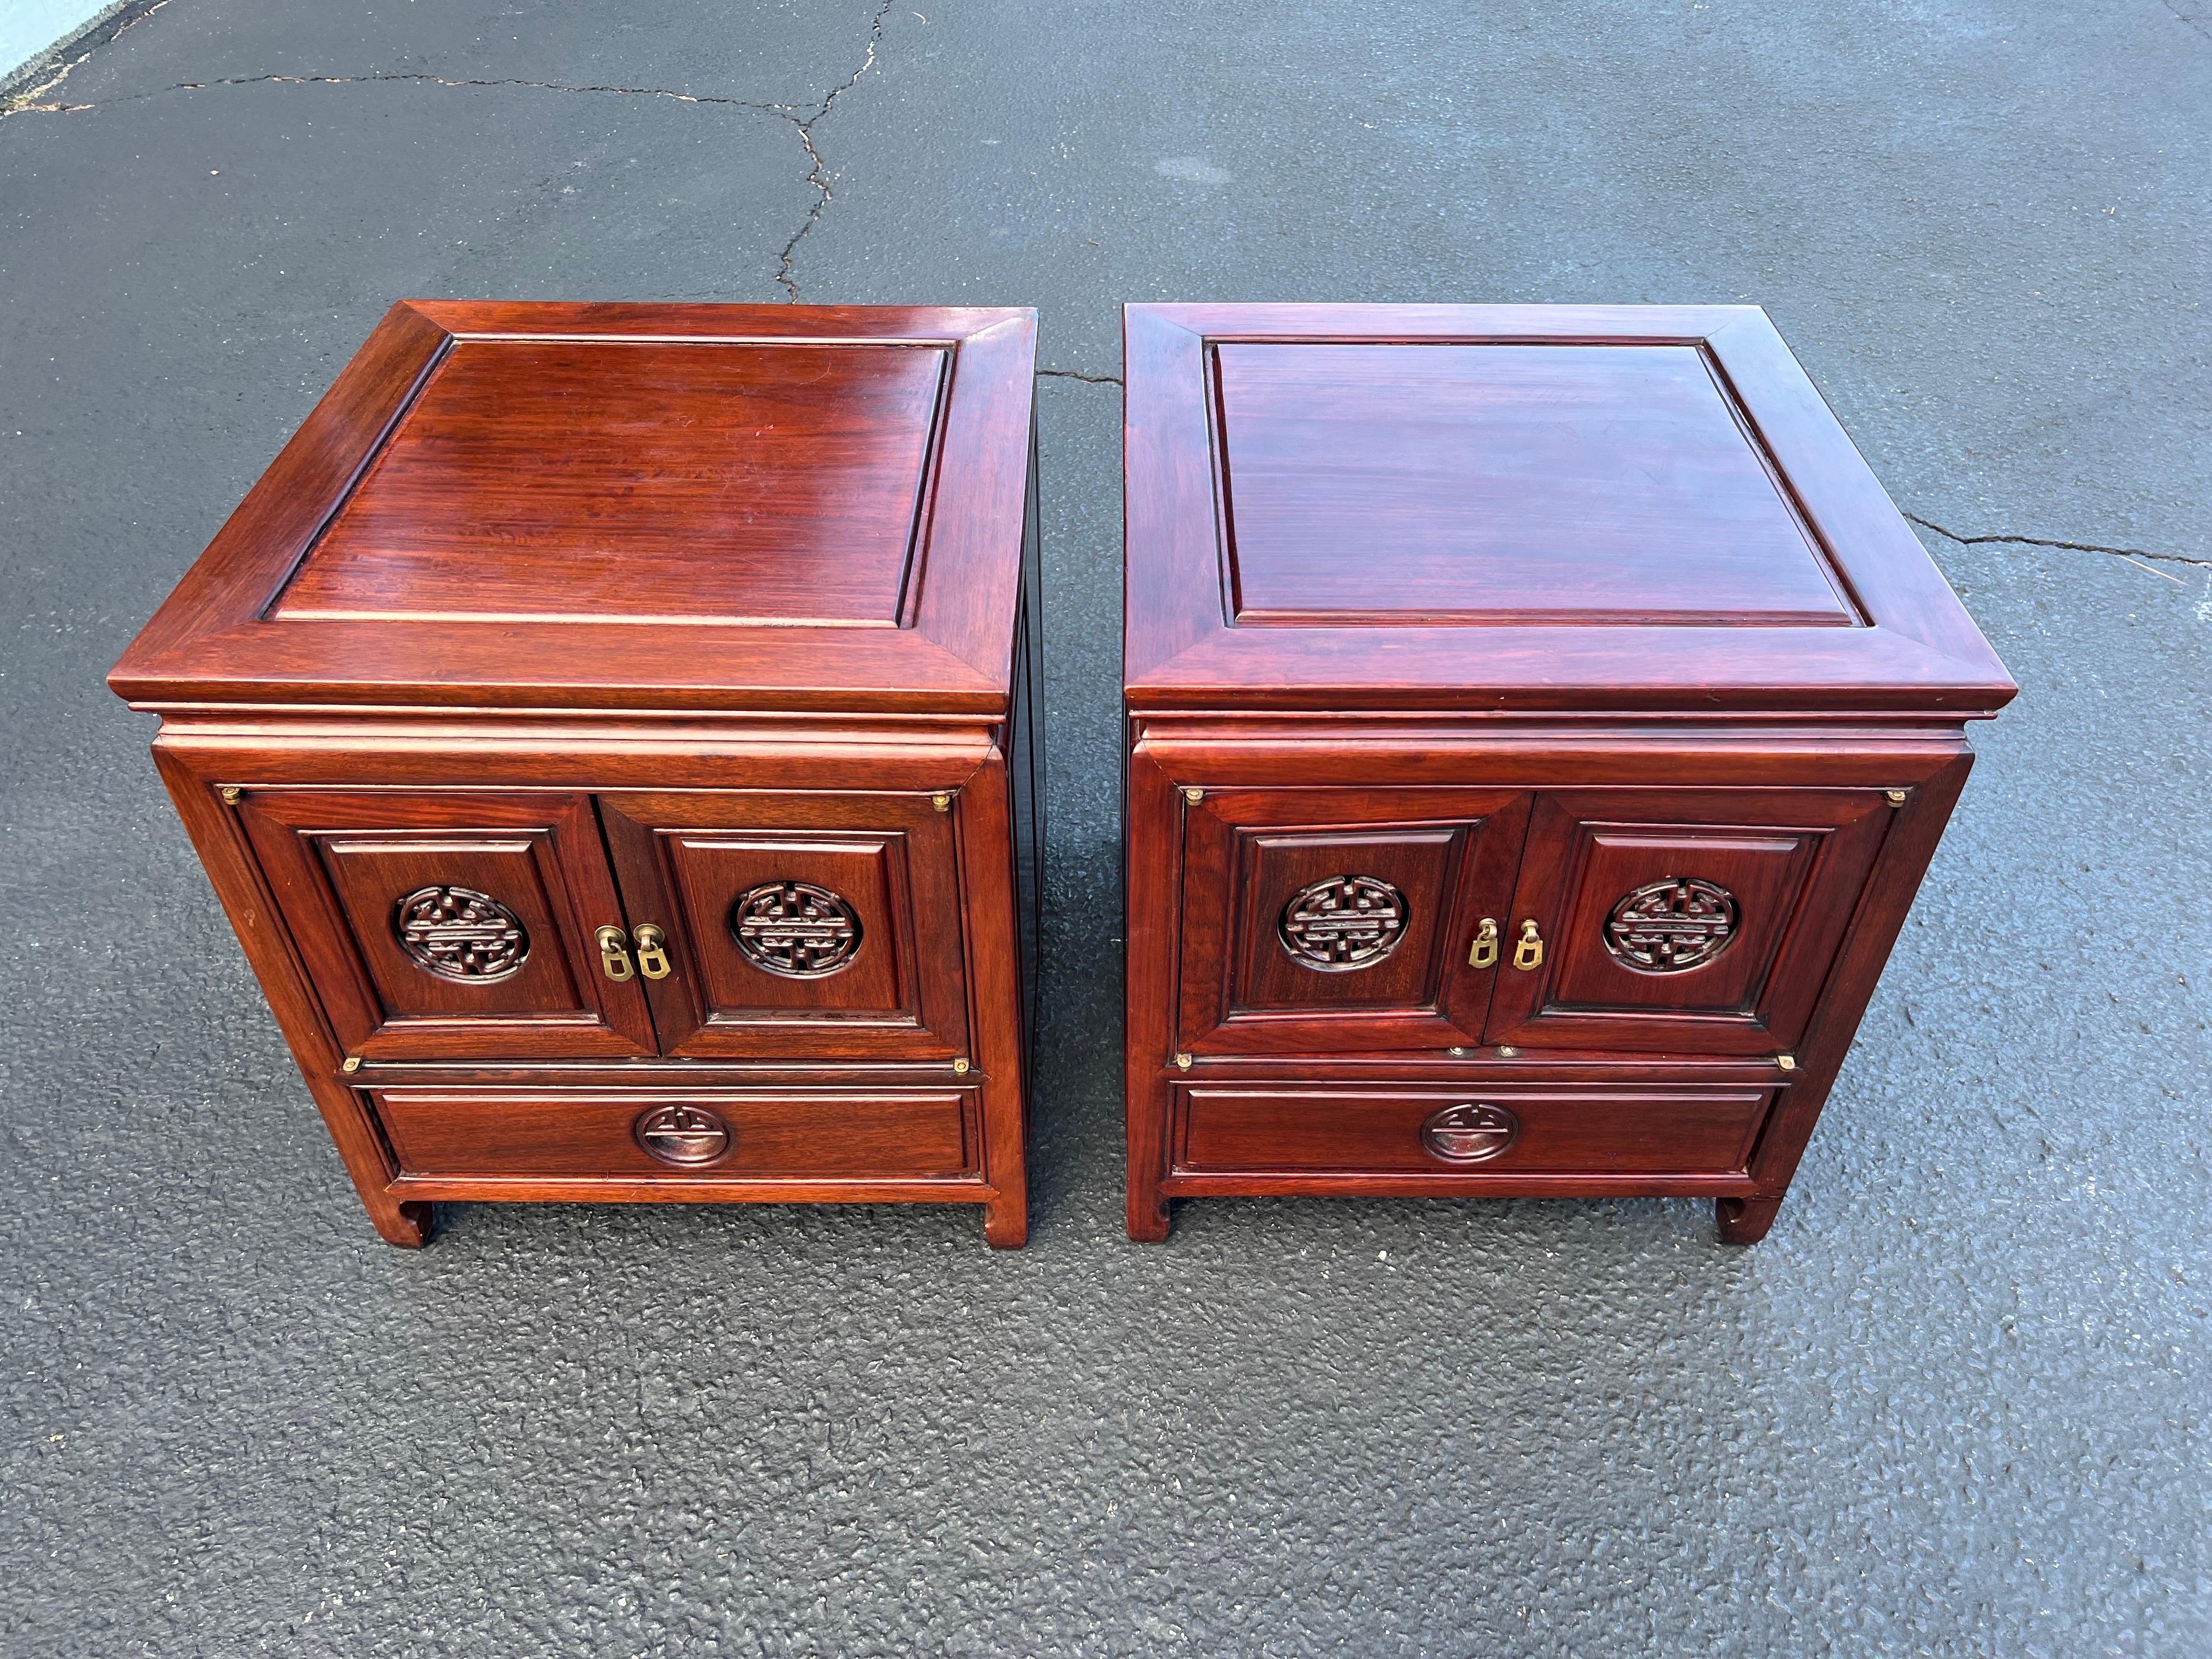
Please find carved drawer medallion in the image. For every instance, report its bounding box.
[1421,1102,1521,1163]
[1602,876,1738,973]
[633,1103,732,1167]
[731,879,864,978]
[1278,874,1408,970]
[393,885,529,981]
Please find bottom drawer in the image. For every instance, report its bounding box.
[1175,1085,1771,1177]
[371,1088,978,1181]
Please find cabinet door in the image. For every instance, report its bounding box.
[1178,788,1531,1054]
[234,789,658,1060]
[1483,789,1890,1055]
[599,792,969,1061]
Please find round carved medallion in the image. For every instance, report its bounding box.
[1278,874,1409,970]
[1421,1102,1521,1163]
[634,1104,731,1167]
[1604,877,1739,973]
[394,886,528,980]
[731,880,864,978]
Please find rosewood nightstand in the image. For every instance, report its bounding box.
[1121,303,2013,1244]
[111,301,1042,1249]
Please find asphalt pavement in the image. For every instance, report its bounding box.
[3,1,2208,1653]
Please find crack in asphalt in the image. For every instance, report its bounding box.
[1,0,170,118]
[1,0,896,302]
[1905,511,2208,571]
[776,0,896,298]
[149,71,787,108]
[2158,0,2211,42]
[1037,369,1125,386]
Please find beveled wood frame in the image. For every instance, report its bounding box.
[1124,303,2015,716]
[110,302,1037,714]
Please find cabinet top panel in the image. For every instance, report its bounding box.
[111,302,1036,714]
[1125,304,2014,716]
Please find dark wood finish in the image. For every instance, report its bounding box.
[109,302,1035,714]
[373,1088,978,1182]
[234,787,657,1060]
[277,339,949,629]
[1482,788,1891,1055]
[1177,787,1530,1054]
[1175,1085,1771,1181]
[1214,342,1853,627]
[1126,304,2015,714]
[599,789,970,1062]
[111,302,1039,1248]
[1124,304,2014,1243]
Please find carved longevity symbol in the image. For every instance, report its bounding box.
[1604,877,1739,973]
[1421,1102,1521,1164]
[394,886,528,980]
[633,1104,731,1167]
[1279,874,1409,970]
[731,881,864,977]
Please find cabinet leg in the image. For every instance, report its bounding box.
[1716,1194,1783,1245]
[983,1193,1029,1250]
[1127,1187,1171,1243]
[369,1198,435,1249]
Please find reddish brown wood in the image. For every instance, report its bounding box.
[1124,303,2013,1243]
[1176,786,1531,1054]
[373,1088,978,1181]
[1125,303,2015,714]
[112,302,1038,1248]
[597,789,970,1062]
[110,302,1035,714]
[1177,1085,1771,1179]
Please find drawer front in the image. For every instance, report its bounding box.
[372,1088,978,1181]
[235,788,657,1062]
[1175,1085,1772,1176]
[1177,787,1531,1055]
[600,791,969,1062]
[1485,789,1891,1056]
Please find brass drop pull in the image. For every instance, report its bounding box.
[1468,917,1499,968]
[596,924,635,981]
[1511,919,1545,971]
[633,924,673,980]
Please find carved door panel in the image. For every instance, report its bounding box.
[1482,789,1891,1055]
[597,792,969,1061]
[234,789,658,1060]
[1178,788,1532,1054]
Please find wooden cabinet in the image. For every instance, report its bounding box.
[1124,304,2016,1243]
[110,302,1041,1248]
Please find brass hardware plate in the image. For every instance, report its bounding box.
[932,792,954,812]
[340,1056,361,1074]
[632,923,673,980]
[1174,1052,1193,1070]
[1468,916,1499,969]
[1884,789,1909,807]
[219,786,242,804]
[1183,787,1204,803]
[595,924,635,982]
[1511,918,1545,971]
